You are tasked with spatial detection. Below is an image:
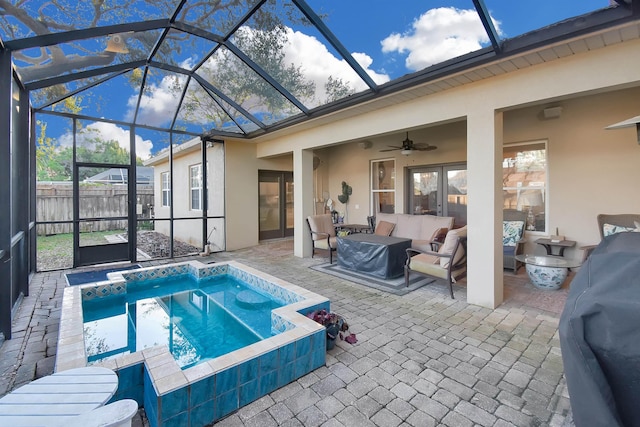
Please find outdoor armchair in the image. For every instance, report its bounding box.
[581,213,640,260]
[307,214,338,263]
[404,226,467,298]
[503,209,527,273]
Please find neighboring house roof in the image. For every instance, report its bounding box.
[84,166,154,185]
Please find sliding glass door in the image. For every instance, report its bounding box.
[258,171,294,240]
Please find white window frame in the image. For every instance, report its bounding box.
[161,172,170,207]
[371,158,396,214]
[503,140,548,233]
[190,164,202,211]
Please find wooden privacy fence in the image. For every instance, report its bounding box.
[36,183,154,235]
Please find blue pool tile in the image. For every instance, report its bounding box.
[279,362,295,387]
[144,369,158,423]
[280,342,295,364]
[116,385,144,406]
[295,336,311,358]
[295,354,312,378]
[259,350,279,375]
[215,366,238,395]
[240,379,259,407]
[311,346,326,370]
[239,357,259,385]
[259,370,279,396]
[190,374,215,407]
[118,363,143,391]
[160,386,189,419]
[162,410,189,427]
[216,389,239,419]
[144,395,158,427]
[190,400,215,427]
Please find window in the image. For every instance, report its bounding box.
[161,172,170,207]
[190,164,202,210]
[371,159,395,214]
[503,141,547,232]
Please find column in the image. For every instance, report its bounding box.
[466,109,504,308]
[293,148,314,258]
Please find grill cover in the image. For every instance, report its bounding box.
[559,232,640,427]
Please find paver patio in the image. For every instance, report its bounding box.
[0,238,573,426]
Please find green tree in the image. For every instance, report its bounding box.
[2,0,357,128]
[36,119,143,181]
[36,120,71,181]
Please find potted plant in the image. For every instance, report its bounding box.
[306,309,357,350]
[337,181,352,223]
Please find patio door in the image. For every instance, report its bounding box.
[407,163,467,226]
[259,171,294,240]
[74,164,133,267]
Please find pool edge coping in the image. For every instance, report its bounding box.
[55,259,329,397]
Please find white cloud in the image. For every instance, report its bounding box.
[87,122,154,160]
[381,7,501,71]
[126,73,187,128]
[282,28,390,105]
[59,122,153,160]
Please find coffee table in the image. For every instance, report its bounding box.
[338,234,411,279]
[515,254,581,290]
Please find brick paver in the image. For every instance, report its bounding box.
[0,239,573,426]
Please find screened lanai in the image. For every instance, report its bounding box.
[1,0,637,338]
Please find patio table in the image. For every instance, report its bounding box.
[338,233,411,279]
[0,366,118,426]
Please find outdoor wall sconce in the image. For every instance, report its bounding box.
[606,115,640,144]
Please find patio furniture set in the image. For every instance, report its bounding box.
[307,213,467,297]
[310,210,640,294]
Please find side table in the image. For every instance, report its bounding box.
[535,238,576,257]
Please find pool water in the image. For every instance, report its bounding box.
[83,274,284,369]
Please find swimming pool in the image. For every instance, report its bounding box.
[83,274,285,369]
[56,260,330,427]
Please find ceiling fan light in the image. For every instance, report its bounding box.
[401,149,412,156]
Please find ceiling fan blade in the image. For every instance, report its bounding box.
[414,144,437,151]
[379,148,400,152]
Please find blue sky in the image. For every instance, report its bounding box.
[307,0,612,79]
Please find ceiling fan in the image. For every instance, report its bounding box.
[380,132,437,155]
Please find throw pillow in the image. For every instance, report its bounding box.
[603,223,635,237]
[374,220,395,236]
[429,227,449,243]
[439,225,467,268]
[503,220,524,246]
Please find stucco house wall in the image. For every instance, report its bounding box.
[147,139,225,252]
[239,35,640,308]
